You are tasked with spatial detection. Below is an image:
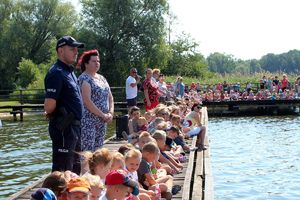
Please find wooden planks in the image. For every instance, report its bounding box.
[182,137,197,200]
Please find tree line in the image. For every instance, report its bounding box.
[1,0,299,92]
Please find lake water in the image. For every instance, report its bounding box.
[0,115,300,199]
[209,116,300,200]
[0,115,51,199]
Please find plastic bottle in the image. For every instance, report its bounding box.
[155,183,161,199]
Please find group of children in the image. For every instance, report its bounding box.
[31,98,207,200]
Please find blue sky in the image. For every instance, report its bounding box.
[71,0,300,60]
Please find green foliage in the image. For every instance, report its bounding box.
[164,33,209,77]
[79,0,169,86]
[260,50,300,73]
[0,0,299,93]
[17,58,40,88]
[0,0,78,90]
[207,52,236,74]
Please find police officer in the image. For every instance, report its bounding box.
[44,36,84,175]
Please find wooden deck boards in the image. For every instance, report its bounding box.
[8,108,213,200]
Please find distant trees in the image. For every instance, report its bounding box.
[1,0,300,92]
[164,33,209,78]
[207,53,236,74]
[260,50,300,73]
[207,50,300,75]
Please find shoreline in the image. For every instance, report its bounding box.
[0,111,44,120]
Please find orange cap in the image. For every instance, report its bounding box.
[67,178,91,194]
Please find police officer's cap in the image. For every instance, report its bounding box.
[56,36,84,50]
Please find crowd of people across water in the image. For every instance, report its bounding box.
[137,73,300,103]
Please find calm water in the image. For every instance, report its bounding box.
[209,116,300,200]
[1,115,300,199]
[0,115,51,199]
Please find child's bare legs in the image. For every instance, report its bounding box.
[137,193,151,200]
[160,164,172,175]
[156,175,173,191]
[196,126,206,149]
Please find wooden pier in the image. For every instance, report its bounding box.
[203,99,300,116]
[8,107,214,200]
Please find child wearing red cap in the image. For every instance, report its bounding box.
[100,170,139,200]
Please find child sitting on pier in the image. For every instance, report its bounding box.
[124,149,156,200]
[152,130,183,174]
[137,142,173,200]
[81,173,104,200]
[123,106,146,144]
[81,148,113,183]
[42,170,78,200]
[100,170,140,200]
[66,177,91,200]
[111,152,126,170]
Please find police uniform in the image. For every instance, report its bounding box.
[44,59,83,175]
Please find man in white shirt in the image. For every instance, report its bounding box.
[126,68,140,107]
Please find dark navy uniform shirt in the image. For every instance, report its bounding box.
[44,59,83,120]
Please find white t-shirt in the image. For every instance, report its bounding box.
[158,81,167,97]
[99,192,108,200]
[127,171,138,182]
[126,76,137,99]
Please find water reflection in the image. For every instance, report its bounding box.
[0,115,51,198]
[209,116,300,200]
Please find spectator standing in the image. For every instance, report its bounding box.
[152,68,161,82]
[158,74,168,103]
[44,36,84,175]
[196,82,201,92]
[246,82,252,93]
[176,77,185,98]
[295,77,300,97]
[143,68,160,111]
[78,49,114,151]
[281,74,289,91]
[125,68,140,108]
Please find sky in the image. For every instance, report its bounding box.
[71,0,300,60]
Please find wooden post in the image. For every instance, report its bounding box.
[19,89,24,105]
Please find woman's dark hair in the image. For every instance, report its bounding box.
[129,106,140,115]
[191,103,202,111]
[77,49,99,72]
[42,171,67,195]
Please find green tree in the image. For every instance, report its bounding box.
[249,59,262,73]
[164,33,208,77]
[0,0,78,91]
[79,0,169,85]
[17,58,40,88]
[207,52,236,74]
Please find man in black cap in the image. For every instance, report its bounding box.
[44,36,84,175]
